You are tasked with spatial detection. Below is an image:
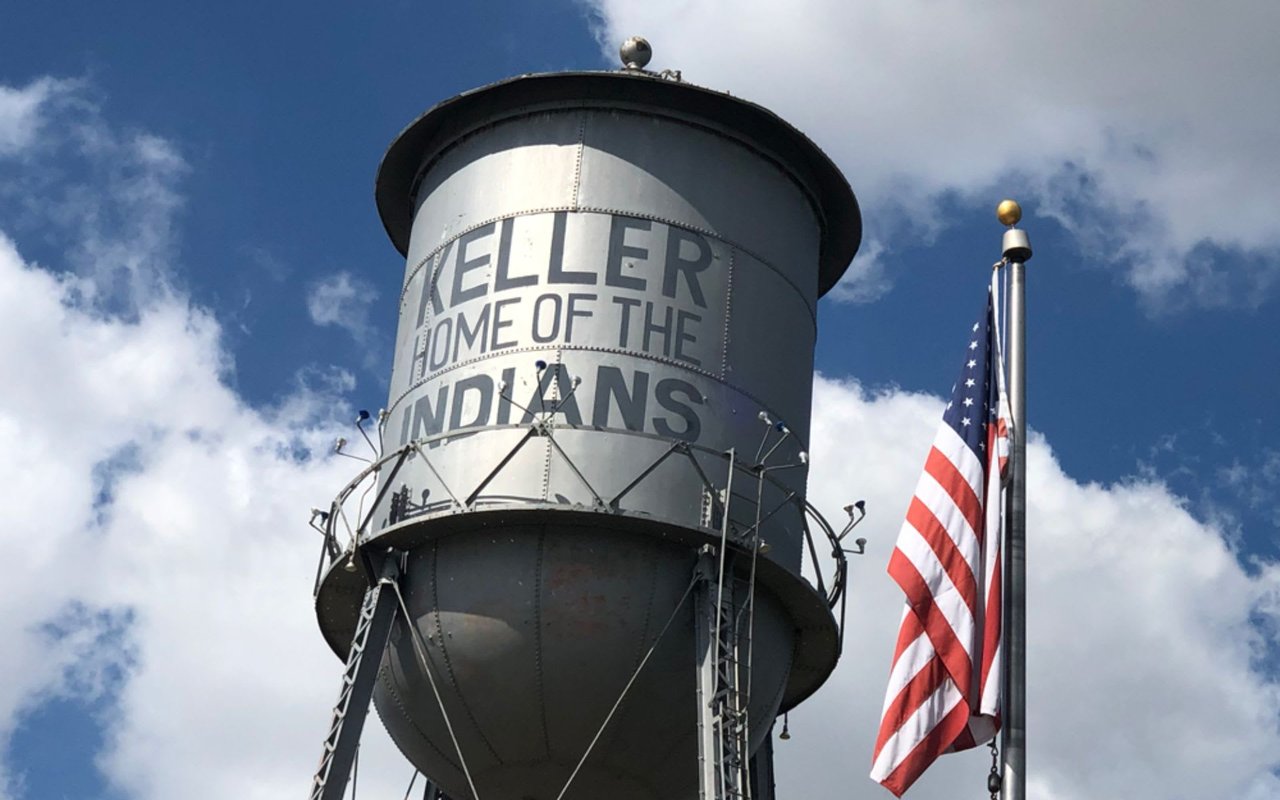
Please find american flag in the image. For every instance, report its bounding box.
[870,288,1009,796]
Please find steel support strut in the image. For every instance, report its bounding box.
[309,557,401,800]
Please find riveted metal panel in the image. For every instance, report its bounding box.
[405,113,582,271]
[724,247,818,440]
[373,528,796,800]
[576,110,820,299]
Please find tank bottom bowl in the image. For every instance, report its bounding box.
[371,522,795,800]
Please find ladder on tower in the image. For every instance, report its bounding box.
[695,544,759,800]
[309,559,401,800]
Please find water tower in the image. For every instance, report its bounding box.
[308,39,863,800]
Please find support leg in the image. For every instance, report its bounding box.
[309,558,400,800]
[748,727,777,800]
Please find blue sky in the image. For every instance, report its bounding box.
[2,2,1278,799]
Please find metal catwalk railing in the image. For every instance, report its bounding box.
[310,426,850,624]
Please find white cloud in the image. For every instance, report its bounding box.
[0,79,411,800]
[306,270,379,344]
[585,0,1280,311]
[775,377,1280,799]
[0,230,378,799]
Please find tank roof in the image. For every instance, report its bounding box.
[375,70,862,297]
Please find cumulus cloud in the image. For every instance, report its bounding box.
[0,78,409,800]
[0,229,384,799]
[775,377,1280,799]
[585,0,1280,312]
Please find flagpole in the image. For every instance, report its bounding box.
[997,200,1031,800]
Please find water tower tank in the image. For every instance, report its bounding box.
[314,67,860,800]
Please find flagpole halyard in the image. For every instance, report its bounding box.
[997,200,1031,800]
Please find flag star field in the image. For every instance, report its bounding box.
[1,2,1278,799]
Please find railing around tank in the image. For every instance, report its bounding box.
[310,424,852,640]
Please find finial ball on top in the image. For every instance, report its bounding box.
[996,199,1022,227]
[620,37,653,70]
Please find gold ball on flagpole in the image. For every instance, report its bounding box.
[996,199,1022,227]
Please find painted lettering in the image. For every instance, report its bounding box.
[565,293,595,343]
[497,366,516,425]
[490,298,520,351]
[451,223,495,306]
[653,378,702,441]
[547,211,596,285]
[592,367,648,431]
[605,216,649,291]
[531,293,562,344]
[398,364,707,446]
[493,217,534,291]
[613,296,641,348]
[674,309,702,366]
[400,385,449,446]
[429,317,452,371]
[642,301,674,357]
[453,303,491,363]
[449,374,494,431]
[663,226,711,308]
[416,240,451,326]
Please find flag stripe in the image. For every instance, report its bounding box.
[872,633,948,756]
[907,486,980,615]
[880,608,930,712]
[980,551,1002,702]
[900,497,979,652]
[887,547,974,707]
[879,685,972,797]
[923,447,984,544]
[871,653,959,777]
[932,420,987,500]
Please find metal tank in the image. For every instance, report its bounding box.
[312,58,860,800]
